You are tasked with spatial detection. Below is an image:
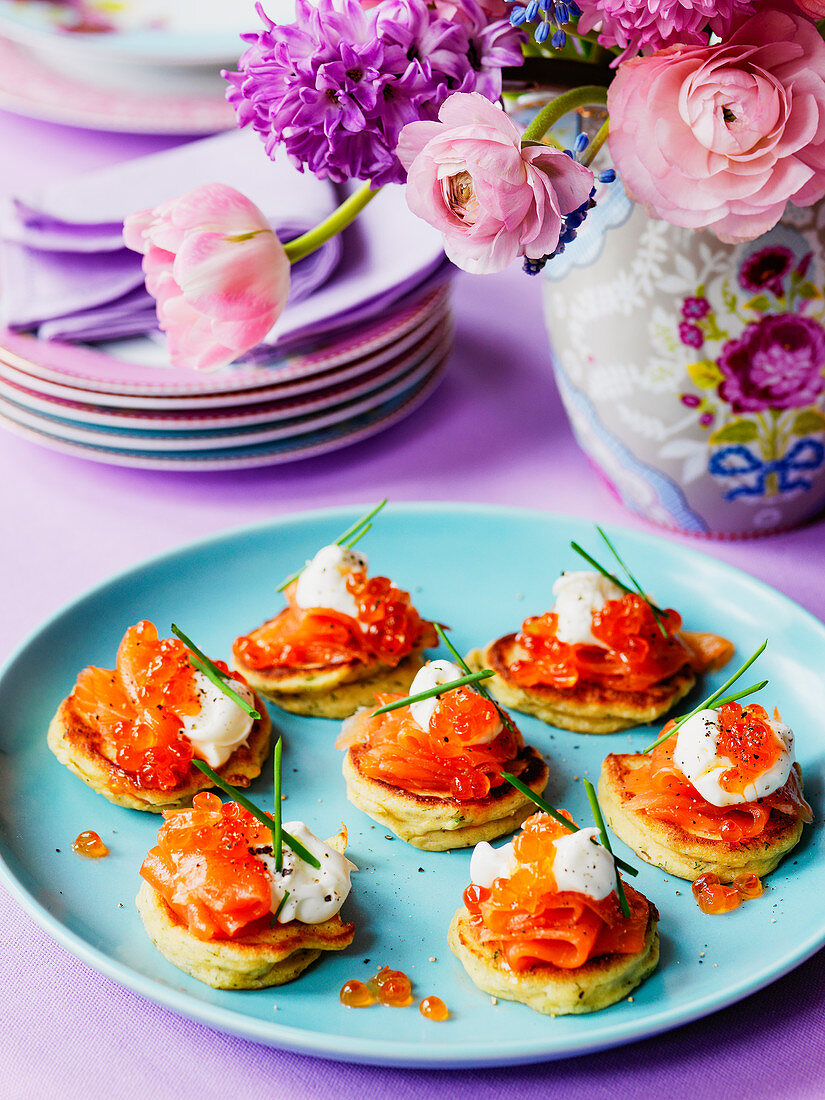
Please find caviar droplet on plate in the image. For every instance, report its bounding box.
[72,830,109,858]
[339,979,376,1008]
[373,966,414,1007]
[419,995,449,1021]
[692,871,764,914]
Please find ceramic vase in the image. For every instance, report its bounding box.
[542,186,825,537]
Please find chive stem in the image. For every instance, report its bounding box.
[643,640,768,753]
[434,623,518,734]
[271,890,290,926]
[500,772,638,876]
[171,624,260,720]
[191,759,321,869]
[584,779,630,918]
[345,523,372,550]
[273,737,283,874]
[370,669,494,715]
[276,499,387,592]
[570,541,666,617]
[596,526,668,638]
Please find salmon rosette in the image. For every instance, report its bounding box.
[448,812,659,1015]
[600,701,812,882]
[136,791,356,989]
[467,569,733,733]
[336,659,549,850]
[47,620,271,811]
[232,542,437,719]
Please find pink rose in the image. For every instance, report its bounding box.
[792,0,825,16]
[607,9,825,243]
[397,92,594,273]
[123,183,290,371]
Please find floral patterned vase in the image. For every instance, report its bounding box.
[542,184,825,537]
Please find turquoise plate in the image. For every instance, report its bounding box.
[0,504,822,1067]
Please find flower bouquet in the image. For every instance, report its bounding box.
[124,0,825,534]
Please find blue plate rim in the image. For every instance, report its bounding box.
[1,501,824,1067]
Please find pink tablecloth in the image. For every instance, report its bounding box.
[1,110,824,1100]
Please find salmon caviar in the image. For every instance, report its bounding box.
[339,980,376,1008]
[692,871,764,914]
[419,996,449,1021]
[732,872,764,900]
[192,790,223,813]
[373,966,414,1007]
[72,830,109,858]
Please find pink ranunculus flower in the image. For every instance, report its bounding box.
[123,183,290,371]
[607,8,825,243]
[397,92,595,274]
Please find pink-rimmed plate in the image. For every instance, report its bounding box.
[0,316,450,431]
[0,296,450,412]
[0,37,236,134]
[0,357,446,470]
[0,283,450,397]
[0,332,452,452]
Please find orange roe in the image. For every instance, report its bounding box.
[233,574,433,671]
[509,595,691,693]
[419,996,449,1021]
[692,872,764,914]
[339,979,376,1008]
[72,830,109,858]
[373,966,414,1007]
[336,685,522,801]
[622,734,811,843]
[67,621,250,791]
[716,702,784,796]
[464,812,651,972]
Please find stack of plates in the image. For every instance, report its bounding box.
[0,280,452,471]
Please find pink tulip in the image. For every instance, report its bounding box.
[607,9,825,243]
[398,92,594,274]
[123,183,290,371]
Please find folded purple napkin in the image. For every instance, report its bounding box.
[0,129,343,340]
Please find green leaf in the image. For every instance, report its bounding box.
[686,360,724,389]
[792,409,825,435]
[797,281,823,301]
[709,419,759,445]
[744,294,771,313]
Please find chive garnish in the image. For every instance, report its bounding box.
[191,759,321,869]
[500,771,638,877]
[171,624,261,721]
[595,526,668,638]
[273,737,283,874]
[276,499,388,592]
[643,639,768,753]
[584,779,630,918]
[270,889,290,927]
[570,540,667,620]
[434,623,518,734]
[370,669,494,716]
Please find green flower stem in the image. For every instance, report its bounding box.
[521,85,609,145]
[283,183,380,264]
[580,118,610,167]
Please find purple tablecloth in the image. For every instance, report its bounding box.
[1,110,824,1100]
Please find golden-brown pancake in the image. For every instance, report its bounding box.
[47,696,272,812]
[599,752,805,881]
[136,832,355,989]
[466,638,695,734]
[233,648,429,718]
[447,904,659,1015]
[341,742,549,850]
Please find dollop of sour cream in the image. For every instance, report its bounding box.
[179,671,254,768]
[254,822,358,925]
[294,544,368,618]
[673,707,794,807]
[550,570,627,647]
[408,660,502,743]
[470,826,616,901]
